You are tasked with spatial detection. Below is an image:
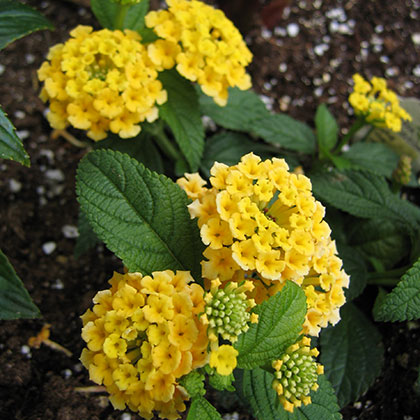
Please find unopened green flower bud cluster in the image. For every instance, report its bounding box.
[203,279,258,343]
[272,336,324,413]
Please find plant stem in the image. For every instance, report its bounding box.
[335,117,366,152]
[145,122,182,162]
[114,4,129,30]
[366,266,410,286]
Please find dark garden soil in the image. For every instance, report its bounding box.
[1,1,420,419]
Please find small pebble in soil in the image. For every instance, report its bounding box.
[120,414,132,420]
[25,54,35,64]
[73,363,83,373]
[223,413,239,420]
[14,110,25,119]
[51,278,64,290]
[314,43,329,56]
[259,94,274,111]
[261,28,272,39]
[62,369,72,379]
[62,225,79,239]
[44,169,65,183]
[16,130,29,140]
[21,345,32,358]
[278,63,287,72]
[411,33,420,45]
[42,241,56,255]
[353,401,362,409]
[9,178,22,193]
[286,23,300,37]
[413,64,420,77]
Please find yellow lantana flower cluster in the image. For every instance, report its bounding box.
[177,153,349,336]
[80,270,208,420]
[145,0,252,106]
[38,25,167,141]
[349,73,412,132]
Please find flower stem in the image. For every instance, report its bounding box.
[114,4,130,30]
[145,121,182,162]
[335,117,366,152]
[366,266,409,286]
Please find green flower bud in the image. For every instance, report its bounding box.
[272,337,324,413]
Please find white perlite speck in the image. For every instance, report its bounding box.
[412,33,420,45]
[42,241,56,255]
[9,178,22,193]
[45,169,65,182]
[287,23,299,37]
[120,414,132,420]
[62,225,79,239]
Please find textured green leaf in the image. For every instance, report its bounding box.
[76,150,204,279]
[159,70,205,171]
[94,131,163,174]
[315,104,338,153]
[374,258,420,322]
[187,398,222,420]
[342,142,399,177]
[74,209,99,258]
[236,369,341,420]
[336,242,367,301]
[0,106,30,166]
[252,113,316,154]
[0,0,53,50]
[179,371,206,398]
[198,87,270,132]
[91,0,149,31]
[201,131,275,176]
[235,282,306,369]
[0,249,40,320]
[311,169,420,232]
[320,303,384,407]
[348,218,410,270]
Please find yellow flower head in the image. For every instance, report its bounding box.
[209,344,238,376]
[80,270,208,419]
[145,0,252,105]
[178,153,349,336]
[272,336,323,413]
[349,73,412,132]
[38,25,167,141]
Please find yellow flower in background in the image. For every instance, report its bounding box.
[349,73,412,132]
[80,270,208,420]
[177,153,350,336]
[145,0,252,106]
[38,25,167,141]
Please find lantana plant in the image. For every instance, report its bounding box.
[2,0,420,418]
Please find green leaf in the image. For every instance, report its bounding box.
[320,302,384,407]
[198,87,270,132]
[74,209,99,259]
[94,131,163,174]
[341,142,399,177]
[159,70,205,171]
[311,169,420,232]
[187,397,222,420]
[0,249,40,320]
[179,371,206,398]
[235,282,307,369]
[236,369,341,420]
[374,258,420,322]
[252,113,316,154]
[336,242,367,301]
[200,131,275,176]
[315,104,338,153]
[90,0,149,31]
[348,218,410,270]
[0,105,30,166]
[76,149,204,279]
[205,366,235,392]
[0,0,53,50]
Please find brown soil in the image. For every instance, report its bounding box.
[1,1,420,419]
